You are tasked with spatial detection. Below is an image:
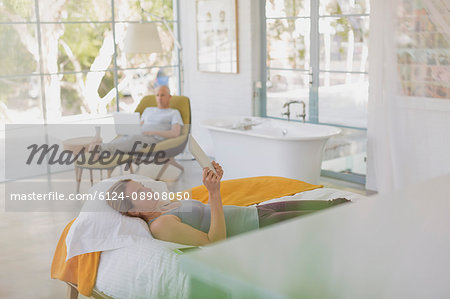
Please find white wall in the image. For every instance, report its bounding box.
[179,0,262,156]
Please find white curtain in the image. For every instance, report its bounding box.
[367,0,450,192]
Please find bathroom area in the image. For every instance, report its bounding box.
[182,0,369,186]
[201,116,341,184]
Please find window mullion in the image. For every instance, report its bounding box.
[172,0,182,94]
[260,1,267,117]
[111,0,120,112]
[309,0,319,123]
[34,0,47,123]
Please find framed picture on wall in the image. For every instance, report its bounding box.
[196,0,239,73]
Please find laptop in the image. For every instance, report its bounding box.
[113,112,141,135]
[188,134,217,175]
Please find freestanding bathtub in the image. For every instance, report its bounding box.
[201,116,341,184]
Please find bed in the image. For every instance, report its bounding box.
[56,175,367,299]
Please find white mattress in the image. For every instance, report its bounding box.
[95,188,367,298]
[96,238,190,299]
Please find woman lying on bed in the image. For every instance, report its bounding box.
[107,162,349,246]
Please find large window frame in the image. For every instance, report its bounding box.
[0,0,181,124]
[260,1,369,184]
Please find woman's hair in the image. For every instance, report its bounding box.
[106,179,133,214]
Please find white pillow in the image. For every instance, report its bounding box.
[65,174,169,260]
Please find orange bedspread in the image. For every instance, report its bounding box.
[50,219,101,297]
[192,176,322,206]
[51,176,321,296]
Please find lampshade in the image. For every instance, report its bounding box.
[123,23,163,54]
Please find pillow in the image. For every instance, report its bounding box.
[65,174,169,260]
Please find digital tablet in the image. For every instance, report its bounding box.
[188,134,217,175]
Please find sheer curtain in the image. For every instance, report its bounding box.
[423,0,450,41]
[367,0,450,192]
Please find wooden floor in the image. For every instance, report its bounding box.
[0,160,370,299]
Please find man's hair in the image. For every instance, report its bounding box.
[106,179,133,213]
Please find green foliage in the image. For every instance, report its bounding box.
[0,23,37,103]
[298,48,305,60]
[142,0,173,20]
[107,97,116,112]
[64,0,112,21]
[324,0,369,15]
[98,72,115,98]
[0,0,35,21]
[282,0,304,17]
[267,18,306,69]
[61,85,82,116]
[0,76,39,108]
[58,23,111,71]
[0,24,36,75]
[325,0,342,15]
[333,17,350,40]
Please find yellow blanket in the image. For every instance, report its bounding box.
[192,176,322,206]
[50,219,101,297]
[51,176,322,296]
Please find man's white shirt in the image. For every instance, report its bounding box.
[140,107,184,140]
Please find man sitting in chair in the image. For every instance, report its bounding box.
[140,85,183,142]
[92,85,183,153]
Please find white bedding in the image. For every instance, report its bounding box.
[96,238,190,299]
[95,188,367,299]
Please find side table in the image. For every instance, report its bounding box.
[62,137,134,192]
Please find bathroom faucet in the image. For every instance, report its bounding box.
[282,100,307,122]
[281,106,291,121]
[294,100,306,122]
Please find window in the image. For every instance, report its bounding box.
[396,0,449,99]
[263,0,369,183]
[0,0,180,124]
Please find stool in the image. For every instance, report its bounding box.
[75,155,134,193]
[62,136,134,192]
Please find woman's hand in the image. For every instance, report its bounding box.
[202,161,223,196]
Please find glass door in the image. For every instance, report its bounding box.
[263,0,370,184]
[265,1,312,121]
